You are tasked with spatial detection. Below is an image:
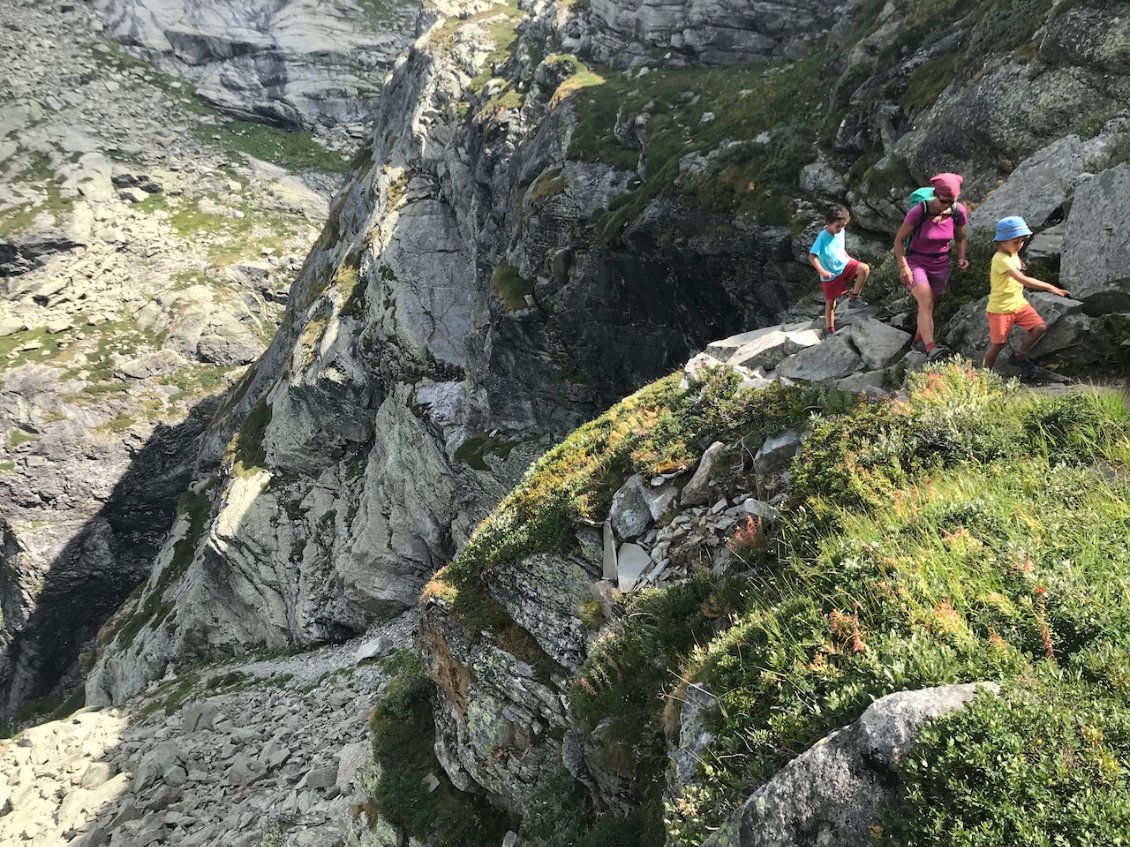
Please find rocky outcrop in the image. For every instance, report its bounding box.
[1062,163,1130,313]
[585,0,828,68]
[846,4,1130,227]
[95,0,420,133]
[701,684,996,847]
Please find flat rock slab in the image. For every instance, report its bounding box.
[617,543,651,592]
[777,336,863,382]
[849,318,911,370]
[704,322,812,361]
[728,327,822,371]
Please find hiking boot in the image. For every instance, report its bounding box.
[1009,352,1039,378]
[845,295,868,310]
[926,345,952,362]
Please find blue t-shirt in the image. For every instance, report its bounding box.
[810,228,848,277]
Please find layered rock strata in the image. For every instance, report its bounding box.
[95,0,421,135]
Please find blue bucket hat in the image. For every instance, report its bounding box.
[994,216,1033,241]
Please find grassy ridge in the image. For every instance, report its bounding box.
[442,362,1130,844]
[662,367,1130,843]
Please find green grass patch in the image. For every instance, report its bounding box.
[194,119,349,175]
[164,194,304,266]
[160,363,231,405]
[0,327,67,373]
[518,766,656,847]
[227,397,273,477]
[656,368,1130,843]
[491,264,535,312]
[568,574,745,842]
[97,413,136,434]
[448,369,814,586]
[453,431,526,470]
[0,155,72,239]
[137,671,203,718]
[528,168,567,202]
[556,54,826,233]
[8,428,39,447]
[368,650,513,847]
[881,672,1130,845]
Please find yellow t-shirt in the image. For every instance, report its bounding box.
[987,251,1028,314]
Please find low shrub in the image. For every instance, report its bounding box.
[880,672,1130,845]
[367,650,512,846]
[663,368,1130,842]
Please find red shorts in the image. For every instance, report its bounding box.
[821,259,860,302]
[987,304,1045,344]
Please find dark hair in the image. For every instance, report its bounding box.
[825,205,850,224]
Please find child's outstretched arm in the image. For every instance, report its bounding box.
[1005,267,1069,297]
[809,252,832,280]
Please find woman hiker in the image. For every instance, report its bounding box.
[893,172,970,361]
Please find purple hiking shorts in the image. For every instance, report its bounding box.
[907,255,951,298]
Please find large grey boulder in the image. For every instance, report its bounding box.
[1026,222,1065,262]
[730,327,822,371]
[849,318,911,370]
[486,553,593,672]
[969,134,1101,229]
[611,474,677,539]
[702,683,996,847]
[945,293,1085,359]
[752,429,802,479]
[777,336,863,381]
[703,324,819,371]
[680,441,727,507]
[1062,164,1130,313]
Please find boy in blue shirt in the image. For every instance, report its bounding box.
[809,205,870,336]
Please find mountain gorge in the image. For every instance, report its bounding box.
[2,0,1129,845]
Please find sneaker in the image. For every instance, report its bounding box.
[1009,352,1039,378]
[825,326,848,338]
[912,339,926,353]
[926,345,952,362]
[845,295,869,310]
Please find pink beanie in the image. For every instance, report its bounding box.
[930,172,963,198]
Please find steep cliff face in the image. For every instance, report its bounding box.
[87,0,824,705]
[94,0,421,134]
[82,0,1130,837]
[0,0,339,725]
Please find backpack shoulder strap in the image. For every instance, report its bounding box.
[905,201,929,254]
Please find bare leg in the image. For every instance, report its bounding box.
[984,342,1006,369]
[910,284,935,347]
[824,299,836,332]
[851,262,871,297]
[1017,324,1048,356]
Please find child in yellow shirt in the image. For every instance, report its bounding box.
[983,216,1069,377]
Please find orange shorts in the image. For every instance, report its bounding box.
[987,304,1045,344]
